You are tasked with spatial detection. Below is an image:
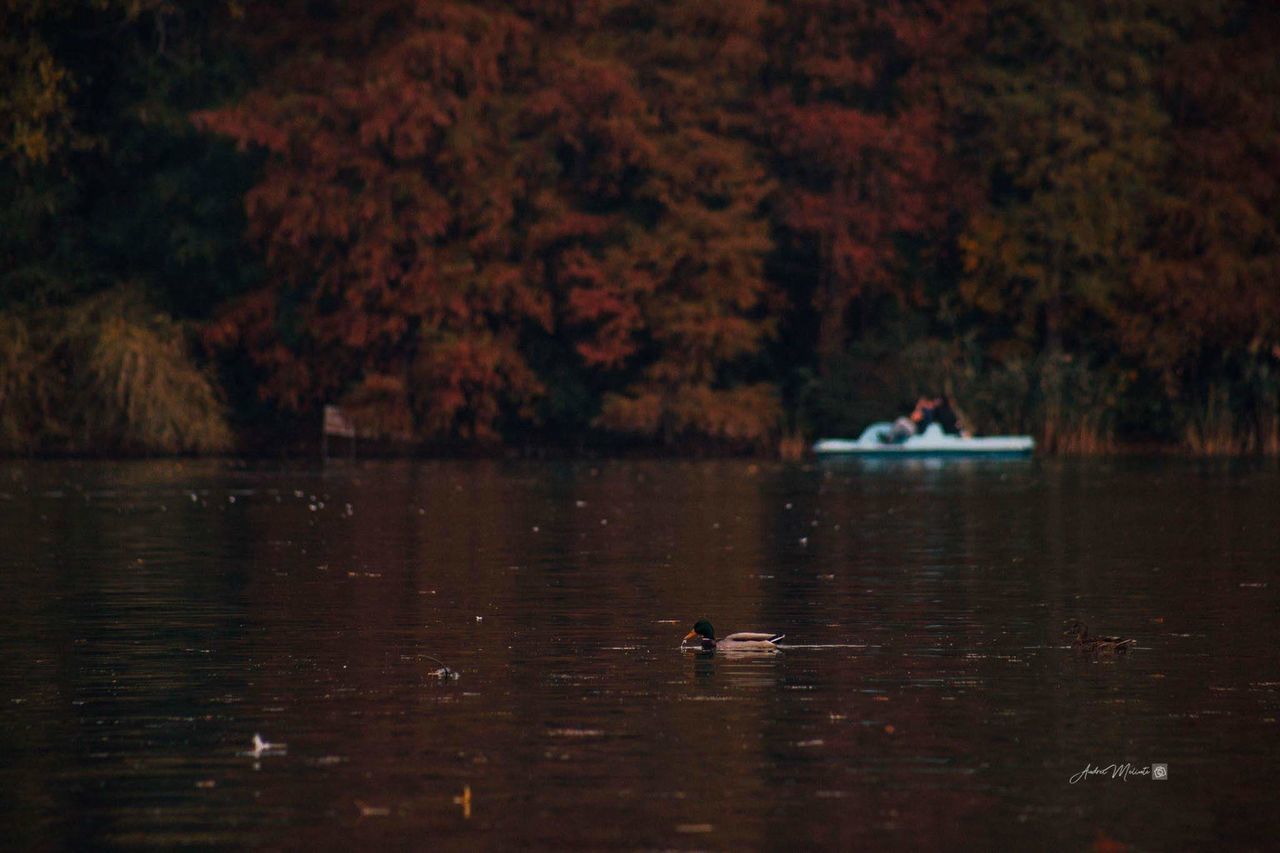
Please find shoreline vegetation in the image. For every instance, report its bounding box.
[6,441,1280,462]
[4,2,1278,459]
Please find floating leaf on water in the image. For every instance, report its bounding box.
[452,785,472,819]
[355,800,389,817]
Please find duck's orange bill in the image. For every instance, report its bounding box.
[683,630,697,641]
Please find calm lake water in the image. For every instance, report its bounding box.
[1,457,1277,850]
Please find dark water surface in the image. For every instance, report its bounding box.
[1,458,1277,850]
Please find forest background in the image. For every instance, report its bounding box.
[2,0,1278,456]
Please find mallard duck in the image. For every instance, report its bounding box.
[1064,621,1135,655]
[682,619,784,651]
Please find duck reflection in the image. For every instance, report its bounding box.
[687,646,783,688]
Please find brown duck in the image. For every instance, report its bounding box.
[1064,621,1135,655]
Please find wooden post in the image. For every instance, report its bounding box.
[322,405,357,462]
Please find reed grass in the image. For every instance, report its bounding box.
[78,312,232,453]
[890,344,1121,453]
[1036,354,1119,454]
[1258,384,1280,456]
[0,312,55,452]
[1183,385,1243,455]
[1182,375,1280,456]
[0,287,231,454]
[777,429,806,461]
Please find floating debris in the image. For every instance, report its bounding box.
[248,733,287,757]
[453,784,472,819]
[355,800,390,818]
[424,655,460,681]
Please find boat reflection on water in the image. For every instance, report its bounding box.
[817,454,1036,475]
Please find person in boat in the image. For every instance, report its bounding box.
[926,395,961,435]
[879,397,930,443]
[879,395,965,443]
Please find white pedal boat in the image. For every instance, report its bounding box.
[813,422,1034,455]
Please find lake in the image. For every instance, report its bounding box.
[1,457,1277,849]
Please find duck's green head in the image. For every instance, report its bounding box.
[684,619,715,642]
[1063,620,1086,640]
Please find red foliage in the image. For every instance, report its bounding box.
[762,0,978,356]
[197,0,781,446]
[196,1,546,438]
[521,1,782,447]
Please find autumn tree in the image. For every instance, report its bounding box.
[527,1,781,448]
[750,0,980,438]
[199,0,782,448]
[10,0,1278,454]
[1124,1,1280,451]
[197,1,550,441]
[759,1,972,359]
[946,0,1176,447]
